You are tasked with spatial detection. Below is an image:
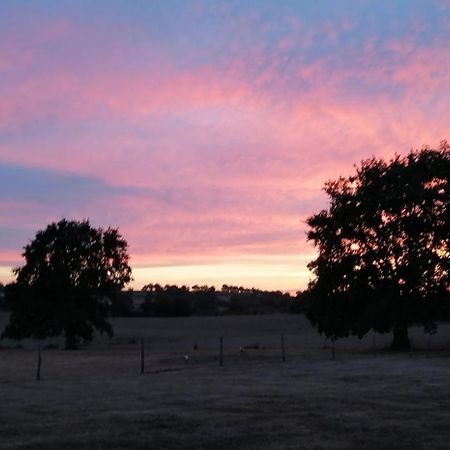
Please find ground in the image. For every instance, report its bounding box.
[0,313,449,450]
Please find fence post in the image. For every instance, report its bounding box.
[281,335,286,362]
[36,340,42,381]
[331,336,336,360]
[219,336,223,367]
[140,339,145,374]
[373,332,377,358]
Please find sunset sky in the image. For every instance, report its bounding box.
[1,0,449,291]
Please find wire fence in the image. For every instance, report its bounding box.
[1,326,450,382]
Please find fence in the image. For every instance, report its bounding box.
[2,328,448,382]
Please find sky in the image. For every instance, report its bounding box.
[0,0,449,292]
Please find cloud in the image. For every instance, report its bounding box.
[0,163,135,205]
[0,1,449,289]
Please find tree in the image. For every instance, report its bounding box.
[2,219,132,349]
[305,143,450,350]
[141,284,192,317]
[0,283,5,308]
[110,289,134,317]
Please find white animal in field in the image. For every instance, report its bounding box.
[183,354,189,363]
[239,344,259,354]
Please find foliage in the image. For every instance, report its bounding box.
[110,289,134,317]
[305,143,450,349]
[141,285,192,317]
[137,283,293,317]
[0,282,5,309]
[2,219,132,349]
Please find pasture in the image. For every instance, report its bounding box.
[0,313,449,450]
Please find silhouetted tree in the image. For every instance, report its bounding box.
[136,283,291,316]
[141,284,191,317]
[306,143,450,350]
[191,286,218,315]
[0,283,5,308]
[2,219,132,349]
[141,283,153,292]
[110,289,134,317]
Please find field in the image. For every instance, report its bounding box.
[1,313,450,450]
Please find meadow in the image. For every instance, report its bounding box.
[0,313,449,450]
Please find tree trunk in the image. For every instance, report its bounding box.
[390,325,410,350]
[64,332,79,350]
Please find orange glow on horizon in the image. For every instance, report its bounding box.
[0,254,315,294]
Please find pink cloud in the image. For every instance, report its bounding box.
[1,11,450,289]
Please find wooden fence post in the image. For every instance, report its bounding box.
[373,332,377,358]
[140,339,145,374]
[36,340,42,381]
[219,336,223,367]
[331,336,336,360]
[281,335,286,363]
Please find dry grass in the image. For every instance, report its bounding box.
[0,313,449,449]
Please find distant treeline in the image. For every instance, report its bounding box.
[0,281,304,317]
[110,284,304,317]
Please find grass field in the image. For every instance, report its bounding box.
[1,313,449,449]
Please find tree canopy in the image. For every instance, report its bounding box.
[2,219,132,349]
[305,142,450,349]
[138,283,293,317]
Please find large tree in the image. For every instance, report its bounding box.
[305,143,450,349]
[2,219,132,349]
